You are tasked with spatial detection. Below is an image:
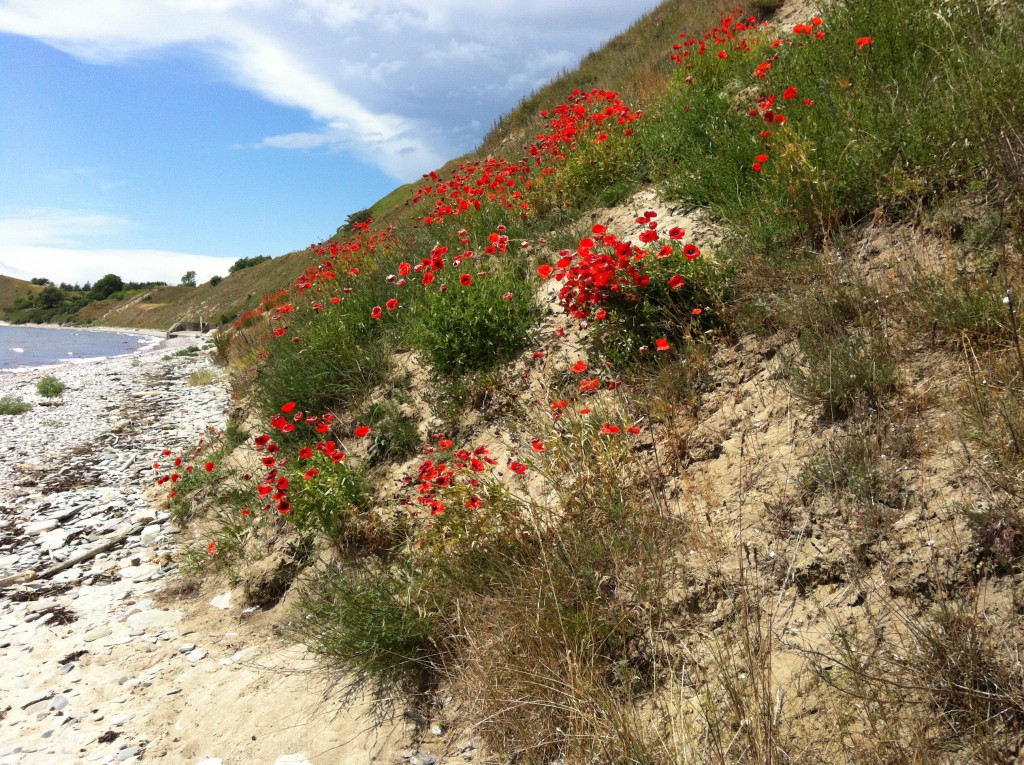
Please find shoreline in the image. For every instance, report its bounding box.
[0,337,407,764]
[0,323,181,376]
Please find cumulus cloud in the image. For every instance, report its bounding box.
[0,208,230,284]
[0,0,658,179]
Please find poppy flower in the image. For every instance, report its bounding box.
[537,264,553,279]
[273,328,286,337]
[509,462,527,474]
[205,461,215,472]
[465,496,482,509]
[669,274,685,290]
[355,425,371,438]
[281,401,297,413]
[752,162,763,173]
[600,423,620,435]
[856,36,873,48]
[668,227,685,239]
[656,338,670,352]
[571,360,588,373]
[422,272,435,286]
[460,274,473,286]
[298,447,312,459]
[304,468,319,480]
[207,541,218,556]
[386,298,398,311]
[531,439,545,453]
[692,307,703,315]
[371,306,382,319]
[683,244,701,260]
[627,426,641,435]
[783,86,798,99]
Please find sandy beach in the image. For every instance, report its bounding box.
[0,336,410,764]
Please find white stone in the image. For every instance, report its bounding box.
[209,592,232,610]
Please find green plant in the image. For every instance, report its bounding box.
[35,375,66,398]
[187,369,217,386]
[283,454,375,546]
[408,258,541,376]
[0,395,32,415]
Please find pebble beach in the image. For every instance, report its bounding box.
[0,334,408,765]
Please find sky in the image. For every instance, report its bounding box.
[0,0,661,286]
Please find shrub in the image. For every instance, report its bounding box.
[409,257,541,376]
[36,375,66,398]
[0,395,31,415]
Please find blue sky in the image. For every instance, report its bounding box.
[0,0,660,286]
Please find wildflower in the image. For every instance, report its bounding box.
[571,360,588,373]
[668,226,685,239]
[355,425,372,438]
[298,447,312,459]
[627,426,641,435]
[205,461,215,472]
[600,423,620,435]
[422,272,435,285]
[460,274,473,286]
[669,274,685,290]
[371,306,382,319]
[537,264,553,279]
[386,298,398,311]
[207,541,218,556]
[856,36,874,48]
[509,462,527,474]
[656,338,670,352]
[531,439,545,453]
[683,243,701,260]
[783,86,798,99]
[304,468,319,479]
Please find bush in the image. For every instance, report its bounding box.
[36,375,66,398]
[408,257,541,376]
[0,395,31,415]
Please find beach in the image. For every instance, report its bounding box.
[0,336,409,764]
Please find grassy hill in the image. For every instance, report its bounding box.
[52,0,1024,762]
[0,275,41,313]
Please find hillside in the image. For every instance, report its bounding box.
[21,0,1024,762]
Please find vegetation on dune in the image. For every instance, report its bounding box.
[155,0,1024,762]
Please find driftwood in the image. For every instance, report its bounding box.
[0,524,142,589]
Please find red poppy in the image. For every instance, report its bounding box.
[531,439,545,453]
[207,541,218,556]
[281,401,297,413]
[465,496,482,509]
[304,468,319,480]
[600,423,620,435]
[422,272,435,285]
[298,447,312,459]
[371,306,382,319]
[571,360,588,373]
[668,227,685,239]
[627,426,641,435]
[783,86,798,99]
[509,462,527,474]
[537,264,553,279]
[273,328,286,337]
[460,274,472,286]
[386,298,398,311]
[683,244,701,260]
[656,338,670,352]
[668,274,685,290]
[355,425,371,438]
[856,36,873,48]
[205,461,215,472]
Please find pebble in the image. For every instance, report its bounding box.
[209,592,232,610]
[186,648,208,663]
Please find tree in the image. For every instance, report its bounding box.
[90,274,124,300]
[39,285,65,308]
[181,270,197,288]
[209,275,223,287]
[30,277,52,286]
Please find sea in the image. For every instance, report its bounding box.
[0,324,158,371]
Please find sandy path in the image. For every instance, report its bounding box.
[0,335,411,765]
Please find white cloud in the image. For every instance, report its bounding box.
[0,0,659,179]
[0,208,229,284]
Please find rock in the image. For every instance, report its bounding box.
[50,695,69,711]
[126,609,180,631]
[82,626,112,642]
[209,592,232,610]
[186,648,207,663]
[139,525,162,544]
[179,643,196,654]
[25,519,59,534]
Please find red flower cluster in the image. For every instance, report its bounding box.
[536,219,700,320]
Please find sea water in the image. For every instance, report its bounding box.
[0,324,156,371]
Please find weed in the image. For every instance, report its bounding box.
[187,369,217,386]
[0,395,31,415]
[35,375,66,398]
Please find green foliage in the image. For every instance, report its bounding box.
[255,278,393,418]
[90,273,124,300]
[181,270,197,288]
[360,400,421,465]
[0,395,32,415]
[284,454,373,544]
[209,275,223,287]
[229,255,273,273]
[35,375,66,398]
[408,258,541,376]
